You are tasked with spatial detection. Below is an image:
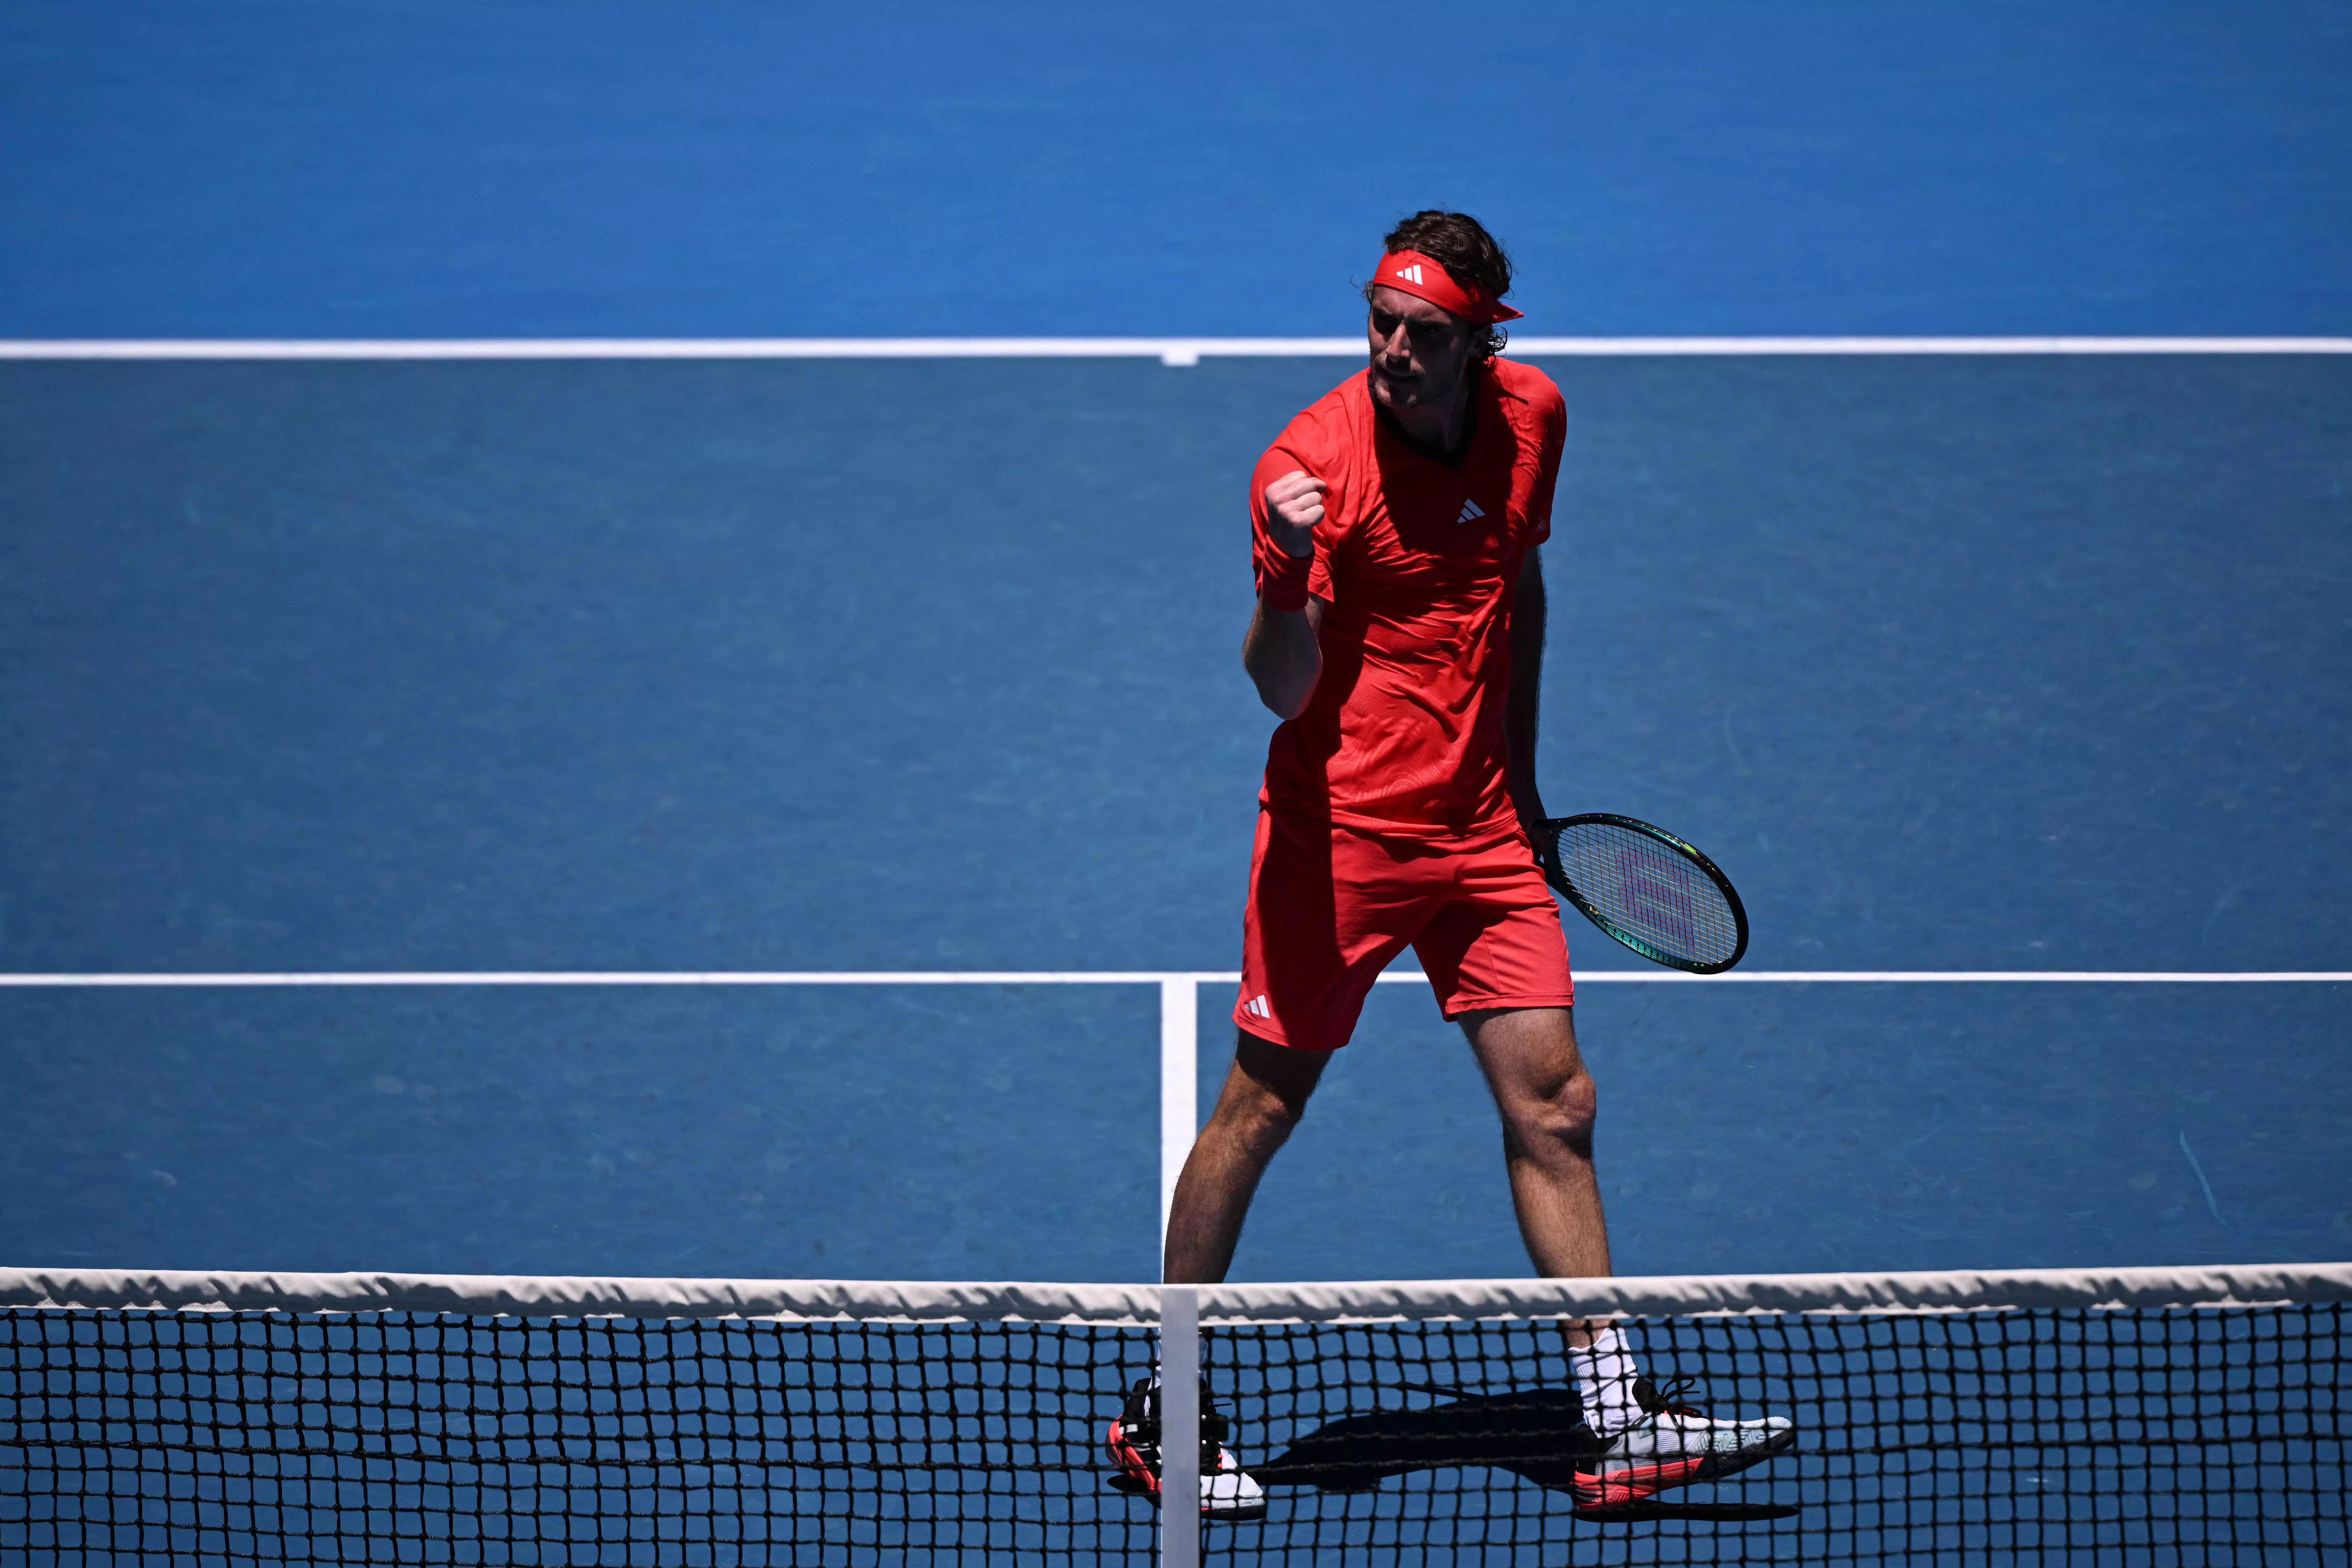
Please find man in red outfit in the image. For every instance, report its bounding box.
[1170,211,1596,1290]
[1129,212,1791,1520]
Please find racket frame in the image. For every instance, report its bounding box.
[1535,812,1750,975]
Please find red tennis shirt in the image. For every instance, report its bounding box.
[1250,358,1566,838]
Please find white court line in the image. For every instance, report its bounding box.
[0,971,1205,986]
[0,970,2343,986]
[1158,979,1197,1247]
[12,966,2339,1291]
[2,336,2348,365]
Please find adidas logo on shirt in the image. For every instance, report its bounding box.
[1244,994,1272,1019]
[1456,499,1486,525]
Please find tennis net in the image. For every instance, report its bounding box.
[2,1262,2344,1564]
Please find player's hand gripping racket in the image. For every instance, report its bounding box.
[1534,814,1749,974]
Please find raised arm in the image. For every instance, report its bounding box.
[1505,546,1549,830]
[1242,469,1327,720]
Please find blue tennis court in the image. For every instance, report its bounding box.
[0,346,2343,1288]
[2,4,2347,1563]
[3,353,2346,1286]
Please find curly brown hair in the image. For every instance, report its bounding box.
[1367,210,1515,361]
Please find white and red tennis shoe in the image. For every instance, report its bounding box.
[1572,1376,1796,1510]
[1106,1375,1267,1521]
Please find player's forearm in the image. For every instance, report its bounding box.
[1243,597,1323,720]
[1505,557,1547,822]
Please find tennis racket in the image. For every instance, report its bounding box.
[1534,813,1749,974]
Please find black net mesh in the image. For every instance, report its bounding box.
[0,1310,1155,1565]
[2,1297,2344,1564]
[1210,1304,2346,1564]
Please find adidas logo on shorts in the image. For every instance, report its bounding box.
[1244,994,1272,1019]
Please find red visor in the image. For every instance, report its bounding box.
[1372,249,1523,324]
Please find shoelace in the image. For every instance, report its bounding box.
[1116,1376,1235,1469]
[1636,1375,1713,1421]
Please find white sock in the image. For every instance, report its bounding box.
[1566,1326,1643,1437]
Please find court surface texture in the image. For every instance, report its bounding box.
[4,352,2346,1286]
[2,2,2348,1293]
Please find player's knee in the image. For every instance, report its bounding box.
[1556,1069,1598,1146]
[1507,1068,1596,1158]
[1207,1071,1309,1155]
[1238,1079,1311,1145]
[1224,1033,1325,1148]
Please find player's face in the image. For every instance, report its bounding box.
[1365,285,1476,414]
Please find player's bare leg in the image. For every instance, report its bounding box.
[1465,1004,1796,1496]
[1460,1005,1610,1282]
[1162,1032,1330,1284]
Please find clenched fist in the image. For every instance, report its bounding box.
[1262,470,1327,559]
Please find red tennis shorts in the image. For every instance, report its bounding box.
[1233,808,1576,1052]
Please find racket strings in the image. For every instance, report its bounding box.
[1552,822,1741,967]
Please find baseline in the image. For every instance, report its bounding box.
[2,336,2349,367]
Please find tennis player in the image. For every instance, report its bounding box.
[1118,212,1791,1517]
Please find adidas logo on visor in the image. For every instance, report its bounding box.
[1456,499,1486,524]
